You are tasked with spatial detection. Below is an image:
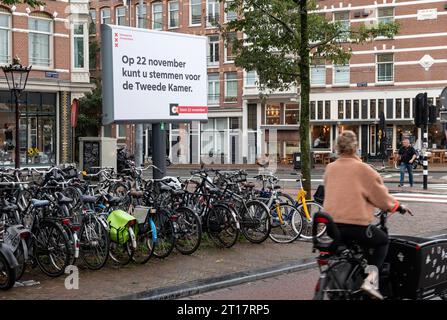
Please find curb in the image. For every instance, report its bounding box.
[115,257,317,300]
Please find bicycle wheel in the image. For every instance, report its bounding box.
[132,219,156,264]
[269,203,303,243]
[34,219,71,277]
[239,200,271,244]
[277,192,295,205]
[297,201,326,240]
[62,186,83,211]
[206,204,239,248]
[79,215,109,270]
[153,210,176,259]
[14,240,27,280]
[0,253,16,290]
[174,207,202,255]
[109,241,132,265]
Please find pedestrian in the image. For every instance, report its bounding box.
[397,138,417,187]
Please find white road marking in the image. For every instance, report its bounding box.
[394,192,447,203]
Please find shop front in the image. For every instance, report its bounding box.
[0,90,58,166]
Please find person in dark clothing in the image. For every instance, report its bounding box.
[3,123,13,151]
[397,138,417,187]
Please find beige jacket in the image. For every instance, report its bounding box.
[323,155,398,226]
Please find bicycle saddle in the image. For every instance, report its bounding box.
[57,193,73,204]
[81,195,98,203]
[2,202,18,212]
[105,194,122,205]
[130,190,144,198]
[171,189,185,196]
[31,199,50,208]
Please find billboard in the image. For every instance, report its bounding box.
[101,24,208,124]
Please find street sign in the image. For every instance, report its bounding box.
[101,24,208,124]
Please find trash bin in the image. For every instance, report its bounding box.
[293,152,314,170]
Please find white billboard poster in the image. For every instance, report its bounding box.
[101,25,208,124]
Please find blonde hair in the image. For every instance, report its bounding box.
[336,130,358,156]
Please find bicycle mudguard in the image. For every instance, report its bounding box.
[0,243,19,268]
[149,218,157,244]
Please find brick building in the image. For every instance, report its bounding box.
[0,0,92,166]
[89,0,447,165]
[246,0,447,164]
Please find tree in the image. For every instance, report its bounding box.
[220,0,398,195]
[0,0,44,7]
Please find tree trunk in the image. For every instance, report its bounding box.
[299,0,312,197]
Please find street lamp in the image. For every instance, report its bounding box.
[1,56,32,168]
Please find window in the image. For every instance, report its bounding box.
[29,16,52,67]
[245,70,257,87]
[103,125,112,137]
[247,103,257,130]
[310,58,326,86]
[266,105,280,125]
[208,74,220,105]
[152,3,163,30]
[224,72,237,102]
[0,10,11,64]
[207,35,219,66]
[285,104,299,125]
[345,100,352,119]
[333,65,350,85]
[312,126,331,149]
[361,100,368,119]
[89,9,96,34]
[73,23,85,69]
[338,100,344,119]
[334,11,350,42]
[377,53,394,82]
[317,101,324,120]
[325,101,331,119]
[135,4,147,28]
[190,0,202,26]
[117,125,126,138]
[225,32,237,62]
[116,7,126,26]
[404,98,410,118]
[168,1,179,28]
[225,0,237,22]
[378,7,394,24]
[378,99,384,115]
[101,8,111,24]
[207,0,219,27]
[353,100,359,119]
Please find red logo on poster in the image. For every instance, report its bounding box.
[71,99,79,128]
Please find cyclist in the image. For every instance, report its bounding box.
[323,130,409,299]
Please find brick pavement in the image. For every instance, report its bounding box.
[1,201,445,300]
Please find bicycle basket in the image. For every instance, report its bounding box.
[107,209,138,245]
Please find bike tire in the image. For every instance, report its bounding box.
[132,219,156,264]
[79,215,110,270]
[277,192,295,205]
[174,207,202,255]
[0,253,16,290]
[14,239,27,280]
[206,204,239,248]
[297,201,326,239]
[34,219,72,277]
[239,200,271,244]
[153,210,176,259]
[269,203,303,243]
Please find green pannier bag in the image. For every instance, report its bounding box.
[107,209,138,245]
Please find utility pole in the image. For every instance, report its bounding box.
[134,0,144,167]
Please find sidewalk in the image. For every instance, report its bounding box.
[1,201,446,300]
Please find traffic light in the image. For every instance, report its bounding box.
[414,93,428,127]
[429,104,438,124]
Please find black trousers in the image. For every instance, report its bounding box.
[336,223,389,269]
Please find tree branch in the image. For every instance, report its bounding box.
[252,2,298,41]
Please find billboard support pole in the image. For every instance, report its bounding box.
[152,122,166,178]
[134,0,144,168]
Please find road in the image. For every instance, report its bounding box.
[184,200,447,300]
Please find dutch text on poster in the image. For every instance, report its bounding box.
[101,25,208,124]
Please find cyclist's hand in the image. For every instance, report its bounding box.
[397,205,413,216]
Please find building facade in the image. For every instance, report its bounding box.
[0,0,92,166]
[245,0,447,164]
[90,0,447,164]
